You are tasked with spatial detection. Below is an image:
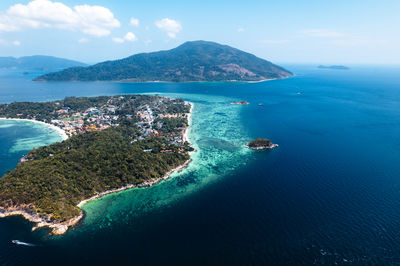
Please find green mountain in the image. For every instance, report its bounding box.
[0,55,87,70]
[35,41,292,82]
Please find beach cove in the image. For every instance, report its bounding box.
[0,118,67,177]
[0,118,68,141]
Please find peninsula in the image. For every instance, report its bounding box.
[35,41,293,82]
[0,95,194,234]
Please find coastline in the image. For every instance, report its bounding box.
[183,102,193,143]
[0,101,195,235]
[79,101,195,209]
[246,78,277,83]
[0,117,68,141]
[247,143,279,150]
[112,78,288,84]
[77,157,192,208]
[0,208,83,235]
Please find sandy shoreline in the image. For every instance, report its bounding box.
[183,102,193,143]
[116,78,287,83]
[0,101,195,235]
[0,117,68,141]
[77,157,192,208]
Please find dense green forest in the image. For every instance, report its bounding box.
[156,117,187,135]
[0,125,193,221]
[0,96,109,122]
[35,41,293,82]
[0,95,189,123]
[0,95,193,222]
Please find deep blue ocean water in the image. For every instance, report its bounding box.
[1,65,400,265]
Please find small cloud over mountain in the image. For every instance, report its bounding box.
[112,32,138,43]
[155,18,182,38]
[124,32,138,42]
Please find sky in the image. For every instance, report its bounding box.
[0,0,399,64]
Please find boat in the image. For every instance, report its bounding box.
[11,240,35,246]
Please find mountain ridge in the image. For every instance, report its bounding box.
[35,41,293,82]
[0,55,87,70]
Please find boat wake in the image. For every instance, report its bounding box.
[11,240,36,247]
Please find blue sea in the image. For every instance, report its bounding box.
[1,65,400,265]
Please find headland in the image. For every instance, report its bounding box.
[0,95,195,235]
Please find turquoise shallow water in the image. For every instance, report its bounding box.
[79,93,252,232]
[0,120,64,176]
[1,65,400,264]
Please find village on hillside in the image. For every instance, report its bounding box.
[0,95,192,150]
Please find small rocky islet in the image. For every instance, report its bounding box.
[247,138,278,150]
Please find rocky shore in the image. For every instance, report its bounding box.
[0,205,82,235]
[247,138,278,150]
[247,143,279,150]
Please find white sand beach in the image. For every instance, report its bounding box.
[0,118,68,140]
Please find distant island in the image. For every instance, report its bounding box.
[0,55,87,71]
[35,41,293,82]
[232,101,249,105]
[247,138,278,150]
[0,95,194,234]
[318,65,350,70]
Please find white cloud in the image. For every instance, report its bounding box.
[0,0,120,37]
[130,17,139,27]
[155,18,182,38]
[259,39,289,44]
[237,27,245,33]
[124,32,137,42]
[330,37,388,47]
[13,40,21,46]
[144,39,152,45]
[78,38,89,43]
[112,32,138,44]
[299,29,344,38]
[112,37,124,43]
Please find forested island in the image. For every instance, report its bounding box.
[35,41,293,82]
[0,55,86,71]
[247,138,278,150]
[0,95,194,234]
